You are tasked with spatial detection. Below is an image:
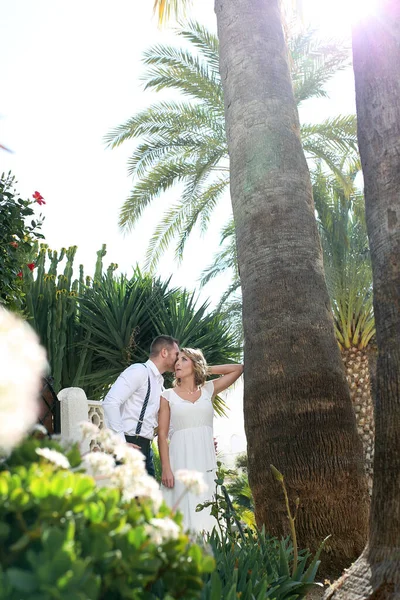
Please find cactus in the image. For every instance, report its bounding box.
[22,243,109,392]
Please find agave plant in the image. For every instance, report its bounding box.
[22,247,240,404]
[106,21,357,270]
[78,270,240,413]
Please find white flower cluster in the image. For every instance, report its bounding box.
[77,421,162,509]
[36,447,70,469]
[145,517,180,546]
[175,469,208,496]
[82,451,115,477]
[0,308,47,453]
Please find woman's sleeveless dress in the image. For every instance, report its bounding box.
[161,380,217,533]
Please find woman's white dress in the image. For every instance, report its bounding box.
[161,380,217,533]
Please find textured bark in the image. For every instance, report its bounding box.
[327,1,400,597]
[342,348,375,493]
[215,0,368,575]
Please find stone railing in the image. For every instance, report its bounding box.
[58,387,105,451]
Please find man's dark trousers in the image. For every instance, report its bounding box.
[125,434,155,477]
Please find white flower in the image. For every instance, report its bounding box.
[36,447,70,469]
[125,474,163,510]
[0,308,47,453]
[114,443,145,470]
[175,469,208,496]
[31,424,48,436]
[82,451,115,477]
[145,517,180,546]
[78,421,100,440]
[96,428,121,453]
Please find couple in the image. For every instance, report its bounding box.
[103,335,243,532]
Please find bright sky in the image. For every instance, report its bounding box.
[1,0,362,459]
[1,0,357,296]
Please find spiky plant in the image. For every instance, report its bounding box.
[105,21,357,270]
[313,167,375,489]
[78,270,240,414]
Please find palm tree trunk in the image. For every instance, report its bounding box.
[342,347,375,493]
[326,2,400,597]
[215,0,368,573]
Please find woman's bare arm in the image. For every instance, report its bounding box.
[157,397,174,488]
[208,364,244,395]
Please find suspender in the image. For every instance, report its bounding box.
[135,364,151,435]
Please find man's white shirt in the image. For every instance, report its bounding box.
[102,359,164,442]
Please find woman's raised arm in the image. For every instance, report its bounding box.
[208,364,244,395]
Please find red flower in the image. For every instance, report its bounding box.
[10,241,18,248]
[27,263,35,271]
[33,191,46,205]
[17,271,23,278]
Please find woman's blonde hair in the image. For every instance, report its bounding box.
[174,348,209,388]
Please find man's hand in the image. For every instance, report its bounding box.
[162,468,174,488]
[127,442,141,451]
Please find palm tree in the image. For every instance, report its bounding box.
[204,172,377,490]
[327,2,400,597]
[313,167,376,490]
[105,21,357,270]
[146,0,369,573]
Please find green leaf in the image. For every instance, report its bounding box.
[278,541,290,578]
[209,571,222,600]
[0,523,10,541]
[6,568,37,593]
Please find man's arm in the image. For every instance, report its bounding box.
[102,365,148,443]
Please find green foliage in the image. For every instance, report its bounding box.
[106,21,357,271]
[22,245,240,400]
[0,436,214,600]
[202,529,325,600]
[152,441,162,483]
[198,465,325,599]
[0,173,45,311]
[313,167,375,349]
[21,243,116,393]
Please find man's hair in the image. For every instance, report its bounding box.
[150,335,179,357]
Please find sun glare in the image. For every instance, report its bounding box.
[303,0,378,37]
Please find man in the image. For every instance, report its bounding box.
[103,335,179,476]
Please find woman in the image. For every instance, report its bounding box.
[158,348,243,533]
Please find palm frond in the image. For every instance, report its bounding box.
[200,217,238,285]
[119,159,195,231]
[179,20,220,75]
[153,0,192,25]
[313,168,375,349]
[142,44,222,109]
[107,21,360,279]
[289,31,351,105]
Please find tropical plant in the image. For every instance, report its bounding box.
[79,271,240,414]
[0,173,45,312]
[0,431,214,600]
[140,1,370,574]
[198,463,325,599]
[105,21,357,271]
[326,2,400,597]
[22,244,240,405]
[21,243,116,393]
[313,167,376,484]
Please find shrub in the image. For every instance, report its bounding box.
[0,433,214,600]
[0,173,45,311]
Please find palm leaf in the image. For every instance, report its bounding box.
[107,21,359,273]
